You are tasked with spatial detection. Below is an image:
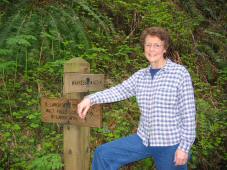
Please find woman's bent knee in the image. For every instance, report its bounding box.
[94,145,106,158]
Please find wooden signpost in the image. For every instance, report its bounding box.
[40,58,104,170]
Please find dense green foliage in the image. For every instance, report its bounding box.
[0,0,226,169]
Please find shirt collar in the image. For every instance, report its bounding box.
[146,58,173,74]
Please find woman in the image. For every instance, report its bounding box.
[77,27,196,170]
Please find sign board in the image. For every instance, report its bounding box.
[64,73,104,93]
[41,97,102,127]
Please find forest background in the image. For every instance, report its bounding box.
[0,0,226,169]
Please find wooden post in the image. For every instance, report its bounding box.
[63,58,90,170]
[41,57,104,170]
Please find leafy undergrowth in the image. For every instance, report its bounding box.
[0,0,226,169]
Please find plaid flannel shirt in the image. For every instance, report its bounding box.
[88,59,196,153]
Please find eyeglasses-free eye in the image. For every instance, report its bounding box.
[144,43,163,49]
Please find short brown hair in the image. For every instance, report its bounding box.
[140,27,170,49]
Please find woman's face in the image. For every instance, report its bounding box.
[144,35,166,65]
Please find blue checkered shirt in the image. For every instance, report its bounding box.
[88,59,196,153]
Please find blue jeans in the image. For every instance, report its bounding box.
[92,134,188,170]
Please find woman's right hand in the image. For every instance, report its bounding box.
[77,97,91,119]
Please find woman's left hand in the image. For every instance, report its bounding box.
[174,149,188,166]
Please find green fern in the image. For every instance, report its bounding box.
[28,153,63,170]
[0,60,16,76]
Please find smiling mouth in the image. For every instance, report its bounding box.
[148,54,156,57]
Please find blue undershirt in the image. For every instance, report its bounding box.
[149,67,161,79]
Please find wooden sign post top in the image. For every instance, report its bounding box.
[64,58,90,73]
